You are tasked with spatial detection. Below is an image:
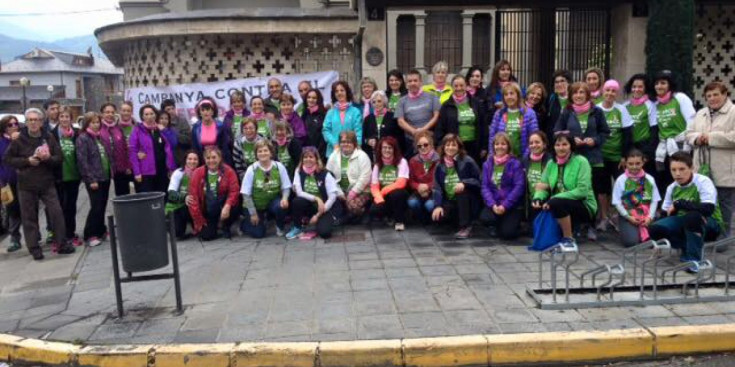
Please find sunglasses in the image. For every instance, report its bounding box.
[417,143,430,148]
[8,123,18,127]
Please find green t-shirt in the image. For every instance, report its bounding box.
[388,93,401,112]
[375,115,385,139]
[577,111,589,131]
[672,182,724,231]
[59,136,80,182]
[527,160,543,196]
[340,156,350,192]
[165,174,190,214]
[277,145,293,173]
[379,165,398,187]
[602,107,623,162]
[444,167,460,200]
[303,174,320,196]
[559,96,569,110]
[593,95,604,106]
[206,171,219,192]
[122,125,134,143]
[252,166,282,211]
[241,140,257,168]
[96,140,110,179]
[657,97,687,139]
[231,115,243,138]
[492,163,505,187]
[626,102,651,143]
[257,119,271,139]
[506,110,522,157]
[457,101,477,142]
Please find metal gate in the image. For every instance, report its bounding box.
[495,8,612,88]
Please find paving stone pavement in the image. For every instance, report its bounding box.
[2,191,735,344]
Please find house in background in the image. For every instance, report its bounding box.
[0,48,124,115]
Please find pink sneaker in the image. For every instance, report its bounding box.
[299,231,318,240]
[87,237,102,247]
[50,242,60,254]
[71,237,84,247]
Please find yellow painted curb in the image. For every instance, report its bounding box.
[234,342,317,367]
[487,328,654,365]
[76,345,151,367]
[3,323,735,367]
[155,343,234,367]
[403,335,489,367]
[654,324,735,355]
[320,339,402,367]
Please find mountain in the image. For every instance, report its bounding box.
[0,34,106,63]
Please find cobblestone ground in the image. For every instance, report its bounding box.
[2,191,735,344]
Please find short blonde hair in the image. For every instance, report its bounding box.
[432,60,449,74]
[501,83,523,108]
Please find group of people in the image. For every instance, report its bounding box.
[2,60,733,270]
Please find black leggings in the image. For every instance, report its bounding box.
[547,198,593,227]
[113,172,133,196]
[137,173,169,193]
[290,197,341,238]
[480,206,524,240]
[57,180,80,240]
[172,206,192,238]
[437,192,477,228]
[371,189,409,223]
[83,181,110,240]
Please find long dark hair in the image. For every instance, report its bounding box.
[488,60,516,90]
[624,73,653,100]
[0,115,19,136]
[385,69,408,96]
[375,136,403,168]
[305,89,327,115]
[465,65,485,90]
[330,81,354,104]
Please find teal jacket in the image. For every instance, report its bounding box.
[322,104,363,152]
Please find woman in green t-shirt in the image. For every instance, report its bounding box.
[521,130,552,226]
[532,133,597,248]
[233,117,263,179]
[52,106,82,247]
[385,69,408,113]
[585,67,605,105]
[272,121,302,175]
[166,151,200,240]
[435,75,488,162]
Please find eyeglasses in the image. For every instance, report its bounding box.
[8,123,18,127]
[26,118,40,122]
[339,140,353,144]
[417,143,430,148]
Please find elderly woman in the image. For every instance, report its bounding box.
[4,108,74,260]
[188,147,240,240]
[99,103,133,196]
[76,112,113,247]
[191,97,232,166]
[687,81,735,238]
[279,92,308,146]
[52,106,82,247]
[407,131,440,223]
[363,90,402,161]
[0,115,22,252]
[129,105,177,193]
[323,81,363,153]
[326,131,372,221]
[356,76,378,118]
[272,121,302,175]
[435,75,488,162]
[423,60,453,104]
[232,117,264,178]
[223,91,250,139]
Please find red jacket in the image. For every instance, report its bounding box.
[408,155,438,192]
[187,164,240,232]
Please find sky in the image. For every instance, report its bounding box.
[0,0,123,41]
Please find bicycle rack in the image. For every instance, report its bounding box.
[638,239,673,300]
[537,241,579,303]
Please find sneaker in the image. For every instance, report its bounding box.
[6,241,21,253]
[595,219,607,232]
[394,222,405,231]
[49,242,60,254]
[299,231,318,240]
[30,247,44,261]
[587,227,597,241]
[275,226,285,237]
[87,237,102,247]
[71,237,84,247]
[45,231,55,244]
[57,243,75,255]
[285,227,303,240]
[557,237,578,252]
[455,226,472,239]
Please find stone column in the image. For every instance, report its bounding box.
[461,10,477,75]
[415,12,427,73]
[386,11,399,71]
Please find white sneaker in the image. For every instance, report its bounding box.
[276,226,285,237]
[394,223,405,231]
[595,219,607,232]
[88,237,102,247]
[587,227,597,241]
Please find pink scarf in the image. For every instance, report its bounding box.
[86,128,100,138]
[362,98,371,118]
[530,152,545,162]
[467,87,477,96]
[572,101,591,115]
[250,111,265,120]
[434,82,446,92]
[556,153,570,165]
[119,117,134,127]
[143,122,157,132]
[630,95,649,106]
[408,89,423,100]
[281,112,293,121]
[308,105,319,114]
[625,169,645,179]
[337,101,349,124]
[302,164,316,175]
[443,155,455,168]
[102,118,116,128]
[184,165,196,177]
[493,154,509,166]
[419,150,438,162]
[657,91,672,104]
[590,89,601,99]
[232,108,244,116]
[525,100,536,109]
[275,136,288,146]
[374,107,387,117]
[60,126,74,138]
[452,93,468,105]
[382,156,395,166]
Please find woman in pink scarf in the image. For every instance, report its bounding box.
[585,67,605,105]
[99,103,133,196]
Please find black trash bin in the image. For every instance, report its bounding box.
[112,192,169,273]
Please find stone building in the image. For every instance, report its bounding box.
[95,0,734,105]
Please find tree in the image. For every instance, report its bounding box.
[645,0,695,97]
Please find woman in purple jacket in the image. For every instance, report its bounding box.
[0,115,21,252]
[479,133,526,239]
[158,111,178,152]
[279,92,308,146]
[129,105,177,193]
[487,83,539,158]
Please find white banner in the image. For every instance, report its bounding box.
[124,71,339,122]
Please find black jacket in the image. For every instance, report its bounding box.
[363,111,403,161]
[553,106,610,165]
[301,109,327,158]
[435,95,488,148]
[3,127,62,191]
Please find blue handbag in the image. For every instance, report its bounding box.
[528,210,562,252]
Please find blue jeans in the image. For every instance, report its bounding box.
[407,194,435,223]
[240,198,287,239]
[649,212,720,261]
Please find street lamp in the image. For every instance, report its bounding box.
[19,77,29,112]
[47,85,54,100]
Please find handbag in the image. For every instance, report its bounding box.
[698,146,713,183]
[528,209,562,252]
[1,185,13,205]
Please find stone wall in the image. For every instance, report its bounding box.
[692,3,735,108]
